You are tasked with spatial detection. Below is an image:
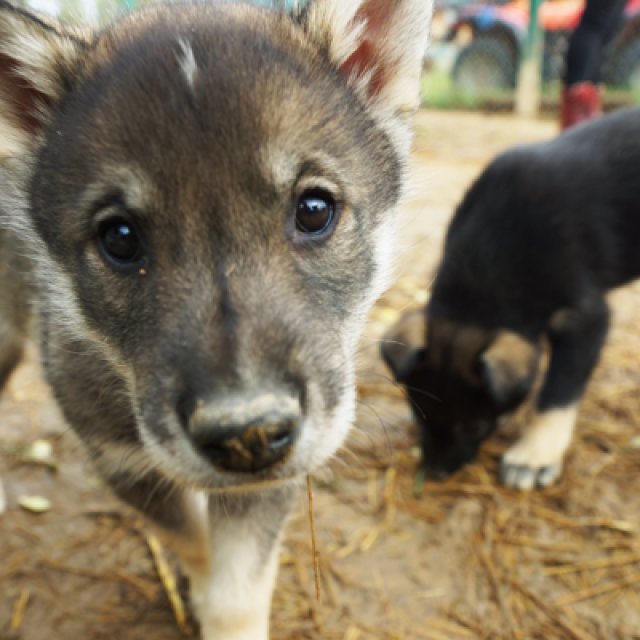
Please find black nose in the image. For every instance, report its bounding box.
[187,395,300,473]
[194,416,299,473]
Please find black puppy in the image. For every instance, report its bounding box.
[383,107,640,490]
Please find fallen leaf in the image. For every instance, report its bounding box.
[18,495,51,513]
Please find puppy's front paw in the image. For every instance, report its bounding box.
[500,457,562,490]
[499,406,577,490]
[500,436,565,490]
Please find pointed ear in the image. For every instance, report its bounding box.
[478,331,539,411]
[0,2,91,155]
[296,0,432,118]
[380,308,427,382]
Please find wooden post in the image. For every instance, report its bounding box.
[515,0,544,117]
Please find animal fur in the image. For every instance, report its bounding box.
[383,107,640,490]
[0,1,432,637]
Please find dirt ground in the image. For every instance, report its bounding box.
[1,110,640,640]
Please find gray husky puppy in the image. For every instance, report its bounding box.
[0,0,432,637]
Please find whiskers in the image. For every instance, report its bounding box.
[328,365,415,472]
[357,367,440,405]
[354,396,395,456]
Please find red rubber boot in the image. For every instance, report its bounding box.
[560,82,602,130]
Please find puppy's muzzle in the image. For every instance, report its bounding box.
[188,394,301,473]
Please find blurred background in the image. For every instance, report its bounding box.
[18,0,640,113]
[425,0,640,111]
[21,0,300,25]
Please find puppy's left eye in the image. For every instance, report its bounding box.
[295,189,336,235]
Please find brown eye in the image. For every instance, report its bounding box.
[97,217,143,268]
[295,189,336,234]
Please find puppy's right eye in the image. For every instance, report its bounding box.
[97,217,143,269]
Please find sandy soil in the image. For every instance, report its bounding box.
[1,110,639,640]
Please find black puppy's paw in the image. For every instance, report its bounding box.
[499,407,576,490]
[500,461,562,491]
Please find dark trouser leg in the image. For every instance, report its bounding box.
[565,0,627,85]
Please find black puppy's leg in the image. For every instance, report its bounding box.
[106,469,294,640]
[501,297,609,490]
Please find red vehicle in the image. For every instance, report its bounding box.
[446,0,640,91]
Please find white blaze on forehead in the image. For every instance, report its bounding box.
[177,38,198,91]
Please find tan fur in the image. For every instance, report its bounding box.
[481,330,539,396]
[448,325,488,385]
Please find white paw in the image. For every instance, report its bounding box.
[500,457,563,490]
[500,436,566,490]
[198,621,268,640]
[499,406,577,491]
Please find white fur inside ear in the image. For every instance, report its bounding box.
[302,0,364,68]
[0,26,78,100]
[0,11,88,153]
[302,0,433,116]
[369,0,433,115]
